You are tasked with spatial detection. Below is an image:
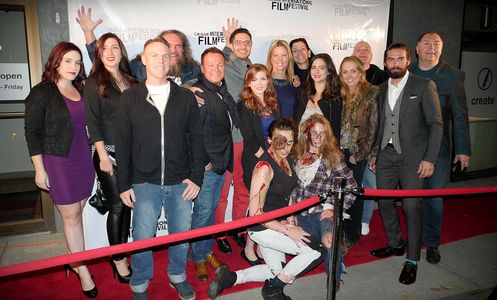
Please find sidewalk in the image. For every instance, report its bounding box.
[219,233,497,300]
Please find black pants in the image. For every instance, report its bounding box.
[93,153,131,260]
[342,149,367,246]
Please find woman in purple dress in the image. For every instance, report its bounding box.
[24,42,97,298]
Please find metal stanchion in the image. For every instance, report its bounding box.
[328,176,346,300]
[318,177,364,300]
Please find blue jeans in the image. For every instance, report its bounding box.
[361,164,377,224]
[191,170,225,262]
[423,147,451,248]
[130,182,193,292]
[297,213,343,277]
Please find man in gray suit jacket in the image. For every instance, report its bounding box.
[369,43,443,285]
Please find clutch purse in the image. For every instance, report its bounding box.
[89,180,109,215]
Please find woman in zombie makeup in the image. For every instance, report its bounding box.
[291,113,357,285]
[209,118,326,300]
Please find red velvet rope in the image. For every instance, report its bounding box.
[0,186,495,278]
[363,186,497,197]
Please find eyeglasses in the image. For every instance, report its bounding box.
[233,40,252,47]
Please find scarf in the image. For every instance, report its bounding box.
[197,73,240,128]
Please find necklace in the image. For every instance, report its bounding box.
[115,77,130,90]
[272,78,290,87]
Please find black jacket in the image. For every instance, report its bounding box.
[84,75,124,145]
[115,80,204,193]
[238,101,281,188]
[193,80,234,174]
[294,91,343,140]
[25,82,76,157]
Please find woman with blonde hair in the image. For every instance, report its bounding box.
[339,56,379,245]
[266,40,298,118]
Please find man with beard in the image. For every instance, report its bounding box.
[76,6,200,85]
[410,32,471,265]
[369,43,442,285]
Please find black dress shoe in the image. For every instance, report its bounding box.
[240,250,261,266]
[370,245,405,258]
[426,247,441,264]
[399,262,417,285]
[216,238,233,254]
[232,233,246,248]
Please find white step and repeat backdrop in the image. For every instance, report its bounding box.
[69,0,391,249]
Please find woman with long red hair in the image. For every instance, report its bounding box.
[238,64,280,265]
[25,42,97,298]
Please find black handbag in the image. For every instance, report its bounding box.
[89,180,109,214]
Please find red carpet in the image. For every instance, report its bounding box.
[1,195,496,300]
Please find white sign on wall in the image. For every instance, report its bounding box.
[461,51,497,120]
[0,63,30,101]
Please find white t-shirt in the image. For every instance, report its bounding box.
[146,83,171,116]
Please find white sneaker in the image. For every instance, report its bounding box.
[361,223,370,235]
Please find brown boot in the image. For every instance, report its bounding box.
[206,253,225,270]
[194,262,208,281]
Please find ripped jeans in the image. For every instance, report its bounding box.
[234,228,324,284]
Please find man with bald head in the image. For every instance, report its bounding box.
[353,41,389,85]
[410,32,471,265]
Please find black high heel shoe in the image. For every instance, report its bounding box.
[65,264,99,298]
[110,259,132,283]
[240,250,261,266]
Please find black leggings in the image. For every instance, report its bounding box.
[342,149,367,246]
[93,153,131,260]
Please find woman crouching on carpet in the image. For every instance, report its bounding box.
[208,118,325,300]
[290,113,357,286]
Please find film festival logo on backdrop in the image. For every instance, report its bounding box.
[110,27,162,44]
[269,0,313,11]
[330,37,356,51]
[195,31,227,46]
[330,4,371,51]
[333,3,368,16]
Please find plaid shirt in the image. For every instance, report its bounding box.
[291,159,357,216]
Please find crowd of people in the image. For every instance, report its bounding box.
[23,6,471,300]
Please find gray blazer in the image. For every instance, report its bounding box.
[376,73,443,166]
